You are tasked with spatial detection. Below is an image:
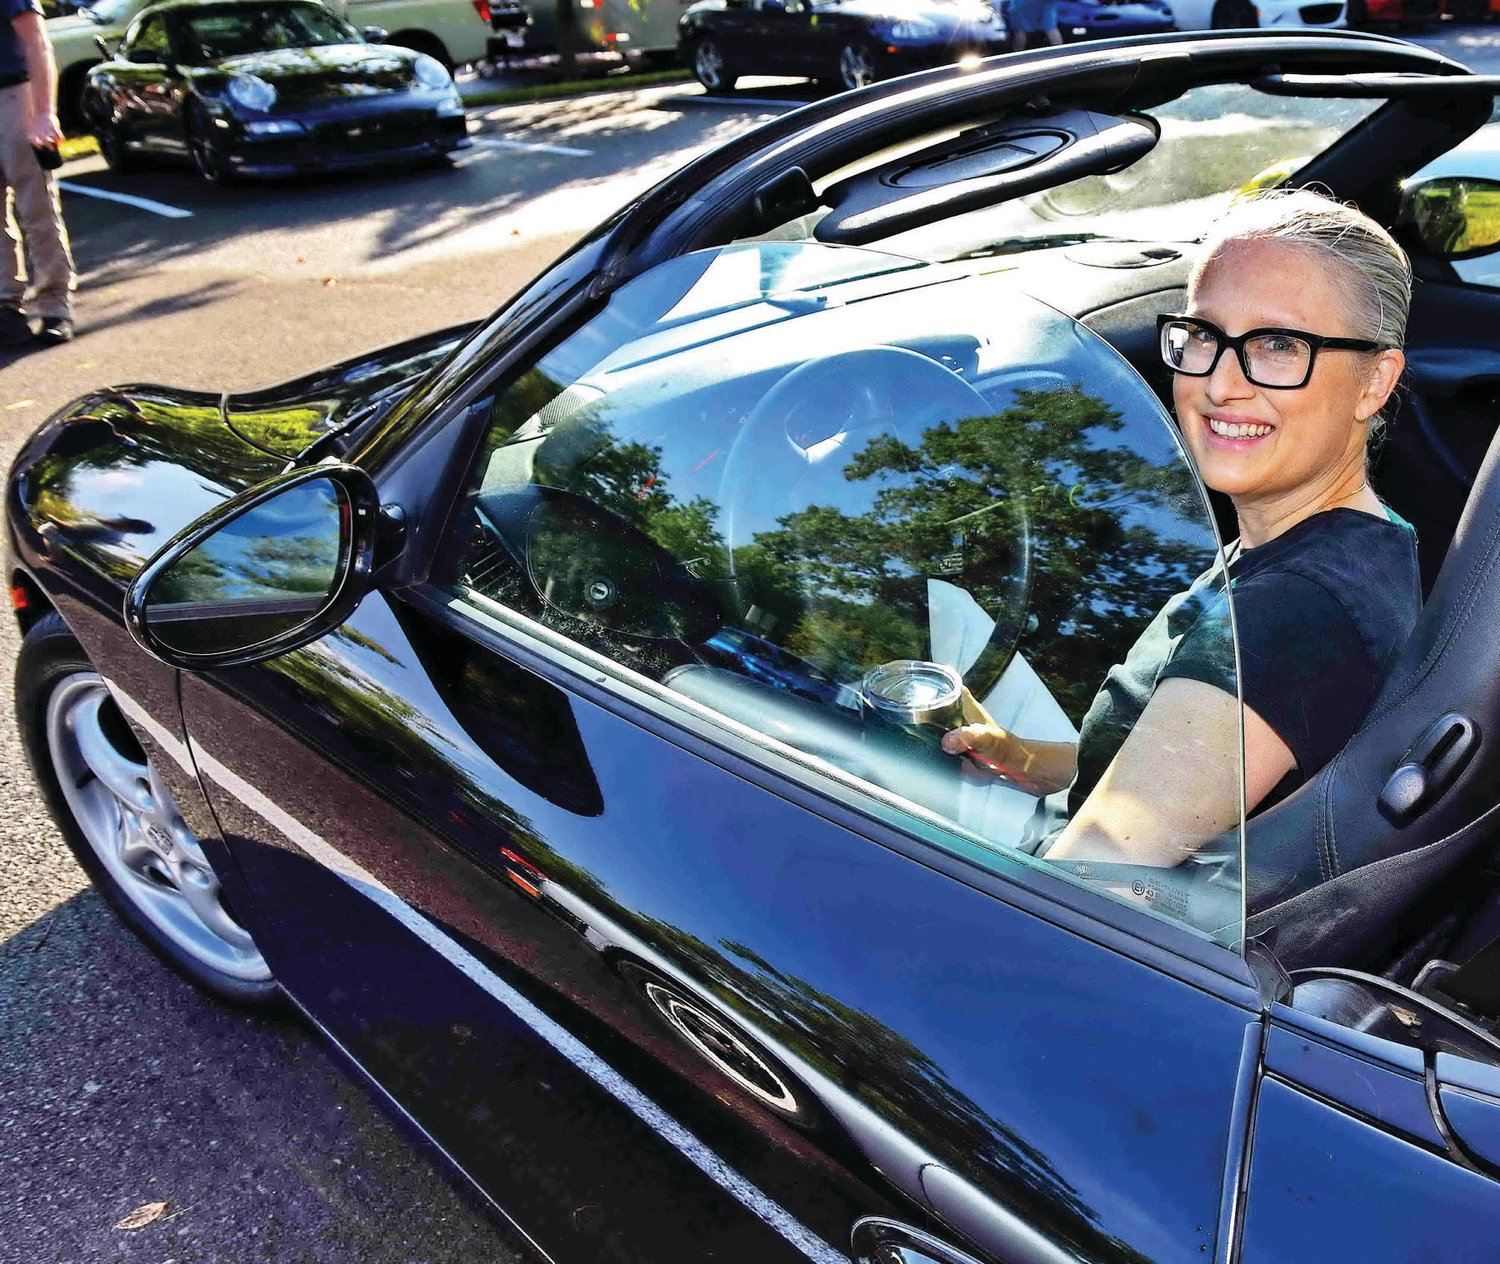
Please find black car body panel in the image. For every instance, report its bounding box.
[14,29,1500,1264]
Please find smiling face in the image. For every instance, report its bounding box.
[1173,237,1402,520]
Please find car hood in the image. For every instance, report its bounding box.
[10,323,474,583]
[212,44,423,98]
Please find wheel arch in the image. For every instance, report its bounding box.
[386,29,454,68]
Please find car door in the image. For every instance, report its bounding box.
[109,12,183,154]
[173,242,1270,1264]
[1239,996,1500,1260]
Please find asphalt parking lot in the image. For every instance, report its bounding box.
[2,26,1499,1262]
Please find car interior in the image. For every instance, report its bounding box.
[452,42,1500,1066]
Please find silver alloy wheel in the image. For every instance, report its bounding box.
[694,40,727,91]
[838,42,875,90]
[46,672,270,983]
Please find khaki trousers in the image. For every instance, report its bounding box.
[0,83,75,321]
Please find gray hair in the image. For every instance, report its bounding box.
[1190,188,1412,438]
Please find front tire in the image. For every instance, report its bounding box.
[835,39,877,91]
[186,104,237,186]
[59,62,100,134]
[1210,0,1259,24]
[691,37,737,92]
[16,613,278,1005]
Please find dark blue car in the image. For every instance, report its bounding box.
[11,30,1500,1264]
[1055,0,1175,38]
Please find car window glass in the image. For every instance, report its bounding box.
[441,242,1244,946]
[776,86,1384,262]
[125,14,168,59]
[182,2,356,59]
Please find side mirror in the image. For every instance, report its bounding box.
[1402,176,1500,260]
[124,465,381,669]
[362,24,389,41]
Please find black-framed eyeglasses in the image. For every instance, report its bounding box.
[1157,314,1384,390]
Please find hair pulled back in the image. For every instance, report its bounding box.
[1191,188,1412,438]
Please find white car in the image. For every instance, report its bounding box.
[1165,0,1344,29]
[49,0,488,129]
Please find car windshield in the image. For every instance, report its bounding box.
[182,2,358,57]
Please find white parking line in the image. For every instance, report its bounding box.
[467,135,593,157]
[56,181,194,219]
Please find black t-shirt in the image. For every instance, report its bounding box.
[1071,506,1422,814]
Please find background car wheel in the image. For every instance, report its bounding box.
[691,37,737,92]
[15,613,278,1005]
[1210,0,1258,24]
[1448,0,1485,18]
[58,61,99,134]
[835,39,878,91]
[186,105,237,186]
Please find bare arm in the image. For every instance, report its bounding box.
[13,11,61,149]
[1046,676,1295,867]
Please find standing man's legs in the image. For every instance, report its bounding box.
[0,82,73,329]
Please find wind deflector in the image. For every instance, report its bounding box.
[814,108,1159,246]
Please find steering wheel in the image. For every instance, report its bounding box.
[717,344,1032,701]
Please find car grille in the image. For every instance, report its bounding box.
[1297,2,1342,18]
[312,111,431,152]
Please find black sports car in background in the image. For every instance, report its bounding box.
[83,0,470,182]
[678,0,1008,92]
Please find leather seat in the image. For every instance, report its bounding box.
[1244,423,1500,973]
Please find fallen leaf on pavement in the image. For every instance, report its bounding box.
[115,1201,169,1231]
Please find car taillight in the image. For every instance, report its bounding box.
[472,0,491,21]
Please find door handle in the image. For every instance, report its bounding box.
[852,1218,987,1264]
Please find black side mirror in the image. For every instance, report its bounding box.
[124,464,381,669]
[1402,176,1500,260]
[362,24,389,41]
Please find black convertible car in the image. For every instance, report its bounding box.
[83,0,469,182]
[679,0,1009,92]
[13,28,1500,1264]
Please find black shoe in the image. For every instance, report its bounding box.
[34,316,74,347]
[0,307,29,348]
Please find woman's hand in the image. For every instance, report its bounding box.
[941,689,1078,795]
[941,688,1017,774]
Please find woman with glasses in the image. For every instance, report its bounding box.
[944,188,1421,872]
